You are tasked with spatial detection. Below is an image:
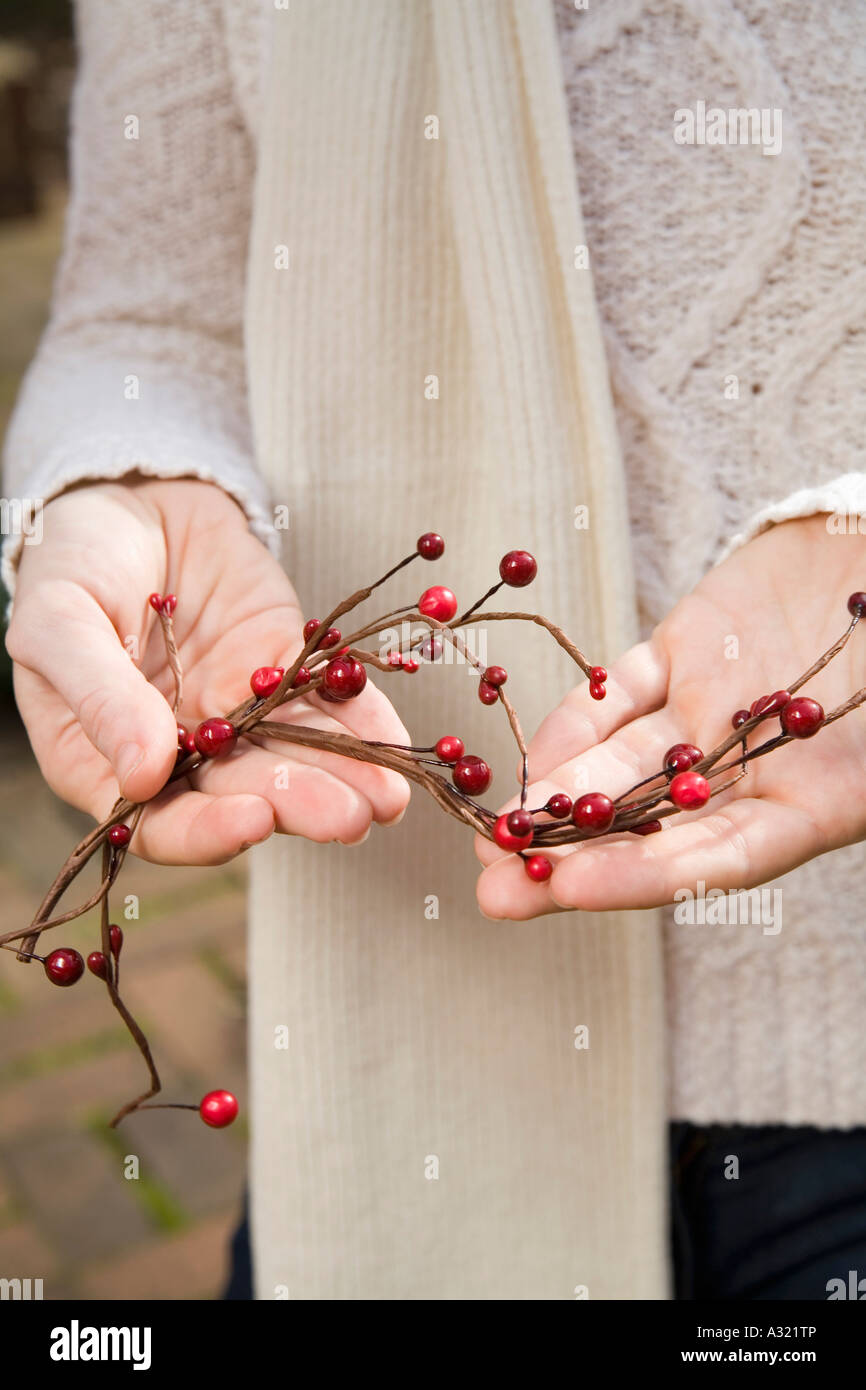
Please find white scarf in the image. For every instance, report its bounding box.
[243,0,667,1299]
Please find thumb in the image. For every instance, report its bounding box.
[8,582,179,802]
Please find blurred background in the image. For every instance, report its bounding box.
[0,1,248,1300]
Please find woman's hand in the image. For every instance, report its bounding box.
[476,516,866,918]
[8,476,410,864]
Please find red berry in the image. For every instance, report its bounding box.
[629,820,662,836]
[589,681,606,701]
[499,550,537,587]
[572,792,615,836]
[780,696,824,739]
[524,854,553,882]
[148,593,163,612]
[162,594,177,616]
[108,824,131,848]
[848,592,866,617]
[590,666,607,683]
[109,924,123,958]
[669,771,711,810]
[250,666,285,699]
[418,586,458,623]
[322,656,367,701]
[749,694,773,718]
[435,736,464,763]
[478,679,499,705]
[292,666,312,687]
[749,692,790,720]
[664,743,703,774]
[176,723,189,750]
[303,620,341,649]
[87,950,109,980]
[544,792,572,819]
[194,717,238,759]
[493,813,533,852]
[402,658,419,674]
[506,809,534,838]
[452,755,491,795]
[765,689,791,715]
[199,1090,239,1129]
[417,532,445,560]
[731,709,750,730]
[183,732,197,754]
[387,652,404,668]
[418,636,443,662]
[483,666,508,687]
[44,948,84,987]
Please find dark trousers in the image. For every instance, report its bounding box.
[671,1121,866,1299]
[225,1122,866,1299]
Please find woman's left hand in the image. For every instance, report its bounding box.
[475,515,866,919]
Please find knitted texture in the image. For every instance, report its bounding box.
[554,0,866,1125]
[3,0,865,1154]
[0,0,277,599]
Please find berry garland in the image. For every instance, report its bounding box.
[4,537,866,1131]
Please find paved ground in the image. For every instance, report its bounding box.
[0,708,250,1300]
[1,181,249,1302]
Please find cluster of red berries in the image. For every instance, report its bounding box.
[176,543,558,760]
[731,692,825,740]
[148,592,177,617]
[32,541,863,1133]
[484,789,619,884]
[465,590,866,883]
[40,928,237,1127]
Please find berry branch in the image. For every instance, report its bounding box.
[5,535,865,1131]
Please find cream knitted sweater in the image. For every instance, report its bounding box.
[4,0,866,1298]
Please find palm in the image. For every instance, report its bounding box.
[11,478,409,863]
[476,517,866,917]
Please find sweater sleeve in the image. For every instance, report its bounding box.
[717,471,866,563]
[1,0,277,600]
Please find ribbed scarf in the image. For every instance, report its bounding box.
[243,0,668,1299]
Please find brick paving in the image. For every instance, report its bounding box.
[1,181,250,1301]
[0,709,250,1300]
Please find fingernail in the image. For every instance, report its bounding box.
[340,824,372,847]
[117,742,146,790]
[381,806,407,827]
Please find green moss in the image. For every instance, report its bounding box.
[0,1025,129,1085]
[85,1111,189,1234]
[197,945,245,1001]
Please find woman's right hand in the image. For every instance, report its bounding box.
[7,475,411,864]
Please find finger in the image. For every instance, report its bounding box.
[477,853,565,921]
[527,639,669,780]
[300,667,412,745]
[474,776,569,868]
[8,582,178,802]
[273,642,412,747]
[475,705,684,870]
[132,788,276,865]
[189,743,378,844]
[261,698,410,824]
[547,796,819,912]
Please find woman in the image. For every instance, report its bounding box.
[4,0,866,1299]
